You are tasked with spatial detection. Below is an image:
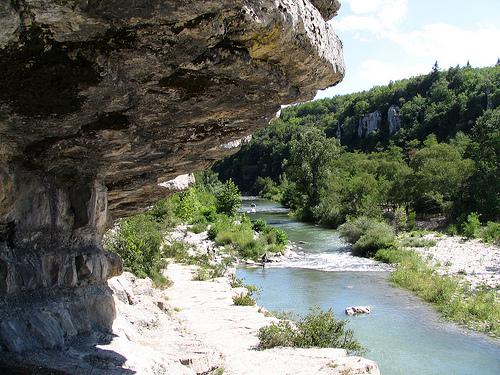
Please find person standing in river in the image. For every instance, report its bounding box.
[261,252,268,268]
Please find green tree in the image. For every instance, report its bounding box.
[216,179,241,216]
[410,136,474,213]
[285,128,341,220]
[460,109,500,219]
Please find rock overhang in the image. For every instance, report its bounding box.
[0,0,344,354]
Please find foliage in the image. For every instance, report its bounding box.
[374,247,500,337]
[252,219,267,232]
[461,212,482,239]
[232,293,257,306]
[229,275,244,288]
[104,171,289,287]
[104,214,168,287]
[189,222,208,234]
[214,64,500,223]
[338,217,395,256]
[399,236,436,248]
[481,222,500,244]
[407,211,417,231]
[257,320,297,348]
[257,307,364,355]
[410,136,474,213]
[216,179,241,216]
[163,241,189,261]
[209,215,287,260]
[193,265,224,281]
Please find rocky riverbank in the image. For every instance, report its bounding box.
[0,225,379,374]
[411,234,500,289]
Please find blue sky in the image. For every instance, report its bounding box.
[316,0,500,98]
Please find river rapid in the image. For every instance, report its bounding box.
[237,197,500,375]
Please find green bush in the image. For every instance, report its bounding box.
[190,222,208,234]
[233,293,256,306]
[338,216,377,244]
[258,308,364,355]
[150,197,182,228]
[229,275,244,288]
[216,179,241,216]
[176,188,202,223]
[269,227,288,246]
[407,211,417,231]
[193,263,226,281]
[399,237,437,248]
[481,222,500,244]
[374,247,500,337]
[352,225,395,257]
[461,212,481,239]
[163,241,189,261]
[104,214,168,287]
[257,320,296,349]
[339,217,395,257]
[252,219,267,232]
[447,224,459,236]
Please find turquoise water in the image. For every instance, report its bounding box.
[237,198,500,375]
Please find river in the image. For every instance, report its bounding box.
[236,198,500,375]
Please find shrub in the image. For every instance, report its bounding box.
[339,217,395,257]
[352,225,395,257]
[257,320,296,349]
[271,227,288,246]
[233,293,256,306]
[193,267,211,281]
[461,212,481,239]
[176,188,202,222]
[399,237,437,248]
[104,214,167,286]
[252,219,267,232]
[338,216,377,244]
[216,179,241,216]
[163,241,189,261]
[394,206,407,233]
[190,222,208,234]
[229,275,244,288]
[407,211,417,231]
[447,224,459,236]
[258,308,364,355]
[481,222,500,244]
[193,263,226,281]
[374,247,500,337]
[150,197,182,228]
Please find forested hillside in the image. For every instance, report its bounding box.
[214,64,500,225]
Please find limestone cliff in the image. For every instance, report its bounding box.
[0,0,344,355]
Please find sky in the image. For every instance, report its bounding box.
[316,0,500,98]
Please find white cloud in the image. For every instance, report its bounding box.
[390,23,500,67]
[345,0,385,14]
[335,0,408,34]
[335,1,500,68]
[358,60,429,86]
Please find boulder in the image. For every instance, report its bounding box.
[345,306,371,316]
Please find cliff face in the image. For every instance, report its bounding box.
[0,0,344,353]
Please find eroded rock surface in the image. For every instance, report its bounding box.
[0,0,344,356]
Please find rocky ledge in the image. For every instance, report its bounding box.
[0,267,379,374]
[0,0,344,358]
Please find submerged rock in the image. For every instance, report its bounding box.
[345,306,371,316]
